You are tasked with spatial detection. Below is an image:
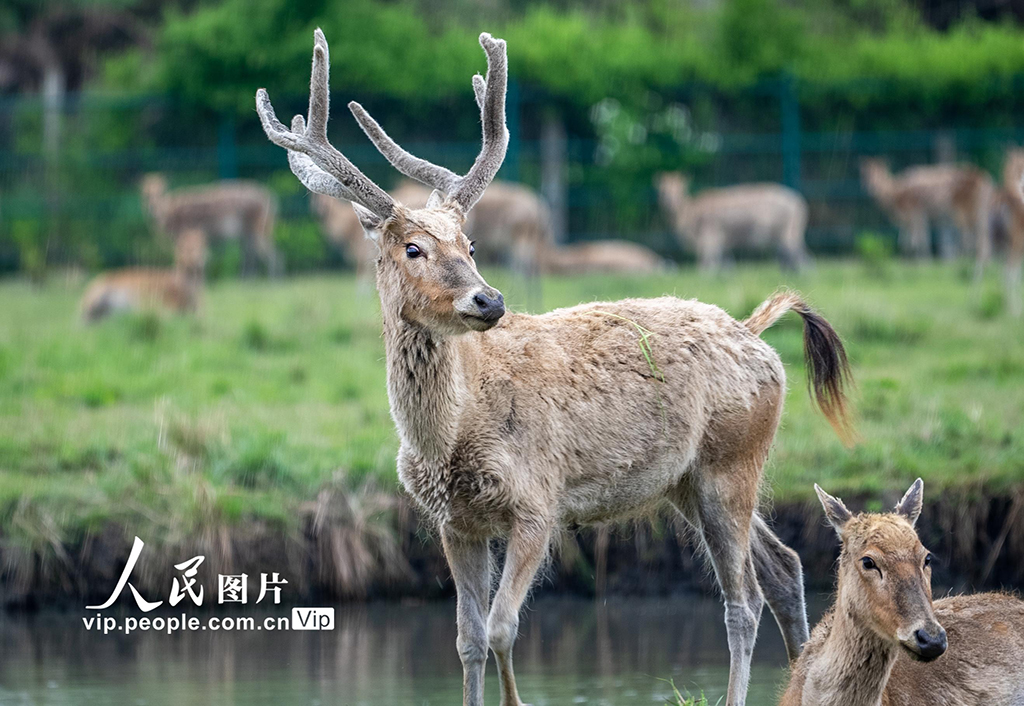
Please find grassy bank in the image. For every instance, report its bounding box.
[1,261,1022,597]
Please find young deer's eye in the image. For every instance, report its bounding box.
[924,554,933,568]
[469,241,476,257]
[405,244,422,259]
[861,556,878,573]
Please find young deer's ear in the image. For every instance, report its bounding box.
[895,478,924,526]
[426,189,444,208]
[815,484,852,536]
[352,203,383,242]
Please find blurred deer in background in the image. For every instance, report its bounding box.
[313,179,552,283]
[656,172,811,272]
[993,149,1024,316]
[141,173,280,276]
[258,30,854,706]
[80,227,207,322]
[543,239,666,275]
[860,158,994,277]
[781,479,1024,706]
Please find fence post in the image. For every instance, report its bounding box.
[504,78,521,183]
[541,109,568,244]
[218,114,238,180]
[780,74,802,192]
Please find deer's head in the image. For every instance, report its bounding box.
[257,29,508,336]
[816,479,947,663]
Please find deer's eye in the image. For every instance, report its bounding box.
[469,241,476,257]
[405,244,422,259]
[861,556,878,573]
[924,554,933,568]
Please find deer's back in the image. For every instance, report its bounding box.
[162,181,275,234]
[465,297,785,524]
[691,184,805,241]
[883,593,1024,706]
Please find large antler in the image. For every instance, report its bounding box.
[256,29,395,220]
[348,32,509,213]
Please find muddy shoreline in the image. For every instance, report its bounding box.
[3,489,1021,610]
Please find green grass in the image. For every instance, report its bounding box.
[1,261,1022,549]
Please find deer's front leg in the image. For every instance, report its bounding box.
[489,520,551,706]
[442,528,491,706]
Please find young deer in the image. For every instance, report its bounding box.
[141,173,280,276]
[257,30,854,706]
[860,158,994,275]
[781,479,1024,706]
[656,172,811,272]
[80,228,207,322]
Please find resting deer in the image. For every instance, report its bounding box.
[656,172,811,272]
[80,228,207,322]
[860,158,993,275]
[313,179,551,282]
[543,239,666,275]
[782,479,1024,706]
[257,30,854,706]
[141,173,280,276]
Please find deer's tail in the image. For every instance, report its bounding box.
[745,290,855,445]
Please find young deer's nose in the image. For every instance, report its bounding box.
[473,291,505,322]
[914,626,947,661]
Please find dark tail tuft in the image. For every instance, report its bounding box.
[745,291,855,445]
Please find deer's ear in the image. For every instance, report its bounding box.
[895,478,924,526]
[426,189,444,208]
[815,484,852,536]
[352,203,383,242]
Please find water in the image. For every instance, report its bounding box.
[0,596,818,705]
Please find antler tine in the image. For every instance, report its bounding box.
[449,33,509,212]
[348,101,460,193]
[255,30,394,219]
[348,33,508,213]
[472,74,487,112]
[286,116,358,202]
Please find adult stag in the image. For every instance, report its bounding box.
[257,30,854,706]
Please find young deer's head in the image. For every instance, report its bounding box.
[815,479,947,662]
[257,29,508,336]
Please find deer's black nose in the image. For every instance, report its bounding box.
[914,627,947,661]
[473,291,505,322]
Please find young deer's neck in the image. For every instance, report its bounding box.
[380,301,467,462]
[804,595,897,706]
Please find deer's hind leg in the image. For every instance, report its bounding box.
[750,513,809,661]
[441,529,491,706]
[670,463,764,706]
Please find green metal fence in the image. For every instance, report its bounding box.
[2,78,1024,274]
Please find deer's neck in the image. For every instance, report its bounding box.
[174,265,204,305]
[803,605,896,706]
[667,189,695,231]
[382,311,467,463]
[866,170,898,207]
